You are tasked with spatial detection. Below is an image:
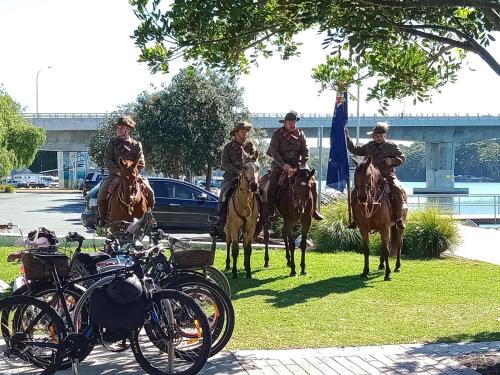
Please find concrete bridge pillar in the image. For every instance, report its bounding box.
[57,151,70,189]
[413,142,468,194]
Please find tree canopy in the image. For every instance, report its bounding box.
[135,67,247,185]
[0,90,46,177]
[131,0,499,109]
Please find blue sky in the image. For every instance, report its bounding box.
[0,0,499,116]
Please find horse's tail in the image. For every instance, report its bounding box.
[389,225,402,257]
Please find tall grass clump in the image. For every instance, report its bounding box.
[403,207,460,258]
[310,197,366,252]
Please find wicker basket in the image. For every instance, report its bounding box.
[171,249,215,268]
[21,251,70,280]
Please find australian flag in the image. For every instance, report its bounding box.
[326,92,349,192]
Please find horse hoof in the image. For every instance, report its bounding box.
[378,264,384,271]
[290,271,297,277]
[225,266,231,272]
[360,273,368,278]
[384,275,392,281]
[264,264,270,268]
[394,268,400,273]
[245,274,252,279]
[300,271,307,276]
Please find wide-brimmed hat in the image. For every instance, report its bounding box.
[366,122,389,135]
[279,110,300,123]
[113,115,136,129]
[230,121,252,136]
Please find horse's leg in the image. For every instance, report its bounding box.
[380,227,392,281]
[283,225,291,267]
[225,224,231,271]
[242,231,253,279]
[378,243,385,271]
[299,217,311,276]
[360,228,370,278]
[285,222,296,277]
[231,234,240,279]
[263,226,270,268]
[392,227,404,273]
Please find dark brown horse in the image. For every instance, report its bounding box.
[108,157,150,226]
[264,168,315,276]
[351,155,407,281]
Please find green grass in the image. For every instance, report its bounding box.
[1,246,498,349]
[212,249,499,349]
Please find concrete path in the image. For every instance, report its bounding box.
[450,224,500,265]
[43,341,498,374]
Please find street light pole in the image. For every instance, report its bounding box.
[36,66,51,115]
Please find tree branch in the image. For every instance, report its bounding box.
[482,8,500,30]
[357,0,500,11]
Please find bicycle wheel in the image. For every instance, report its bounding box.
[0,295,64,375]
[131,289,211,375]
[4,282,93,369]
[167,275,234,357]
[203,266,231,298]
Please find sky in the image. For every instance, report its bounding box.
[0,0,499,117]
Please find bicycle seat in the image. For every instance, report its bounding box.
[76,252,111,266]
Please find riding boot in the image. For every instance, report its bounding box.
[346,220,358,229]
[311,181,324,221]
[391,187,406,229]
[98,200,108,226]
[211,194,229,226]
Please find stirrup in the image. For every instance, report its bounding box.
[208,216,219,225]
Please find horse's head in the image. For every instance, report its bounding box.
[240,150,260,192]
[291,168,315,212]
[353,155,377,203]
[119,157,140,181]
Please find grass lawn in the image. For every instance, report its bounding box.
[1,246,498,349]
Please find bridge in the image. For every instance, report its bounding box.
[25,113,500,193]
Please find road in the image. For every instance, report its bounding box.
[0,192,91,236]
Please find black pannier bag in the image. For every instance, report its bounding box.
[88,282,146,332]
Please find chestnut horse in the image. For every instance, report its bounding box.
[224,152,260,279]
[351,155,407,281]
[108,157,151,227]
[263,168,316,276]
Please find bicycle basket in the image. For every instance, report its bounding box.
[21,251,70,280]
[171,249,215,268]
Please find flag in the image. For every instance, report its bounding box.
[326,92,349,192]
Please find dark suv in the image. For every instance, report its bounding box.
[81,177,220,236]
[81,172,107,197]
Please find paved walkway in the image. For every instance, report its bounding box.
[449,224,500,265]
[43,341,498,374]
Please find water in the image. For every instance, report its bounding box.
[319,181,500,221]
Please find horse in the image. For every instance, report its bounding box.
[108,157,150,228]
[264,168,316,276]
[224,151,260,279]
[351,155,407,281]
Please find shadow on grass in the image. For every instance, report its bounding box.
[268,273,378,308]
[430,332,500,344]
[230,274,289,300]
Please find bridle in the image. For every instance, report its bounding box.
[232,160,259,222]
[238,160,258,193]
[355,174,388,219]
[289,171,312,213]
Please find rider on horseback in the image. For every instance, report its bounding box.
[345,122,406,229]
[97,116,155,225]
[266,110,324,222]
[214,121,265,227]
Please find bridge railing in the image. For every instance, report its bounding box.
[24,113,108,118]
[406,194,500,223]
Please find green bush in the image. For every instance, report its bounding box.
[403,207,460,258]
[4,185,15,193]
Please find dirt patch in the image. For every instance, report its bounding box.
[456,352,500,375]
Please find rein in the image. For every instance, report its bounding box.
[231,164,257,223]
[357,180,389,219]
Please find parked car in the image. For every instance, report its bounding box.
[81,177,221,236]
[81,172,106,197]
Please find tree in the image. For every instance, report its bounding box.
[131,0,499,109]
[135,67,247,188]
[398,143,426,181]
[88,104,136,169]
[0,90,46,177]
[29,151,57,173]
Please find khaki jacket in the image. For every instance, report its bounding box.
[221,140,256,181]
[266,127,308,169]
[103,137,145,175]
[346,136,405,173]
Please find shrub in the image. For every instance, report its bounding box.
[403,207,460,258]
[3,185,14,193]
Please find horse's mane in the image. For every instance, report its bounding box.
[356,159,381,180]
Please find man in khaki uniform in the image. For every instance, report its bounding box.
[97,116,154,224]
[266,110,324,221]
[215,121,259,226]
[345,122,406,229]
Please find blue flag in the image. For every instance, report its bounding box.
[326,93,349,192]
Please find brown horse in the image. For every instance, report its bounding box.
[264,168,315,276]
[108,157,150,227]
[224,152,260,279]
[351,155,407,281]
